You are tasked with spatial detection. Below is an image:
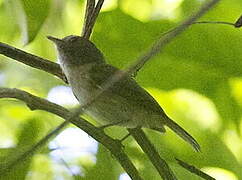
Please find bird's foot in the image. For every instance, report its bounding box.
[98,120,131,130]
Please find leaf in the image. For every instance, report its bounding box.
[81,144,120,180]
[0,118,44,180]
[21,0,51,44]
[6,0,51,44]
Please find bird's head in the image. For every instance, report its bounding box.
[47,35,105,65]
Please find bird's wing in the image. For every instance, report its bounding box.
[88,63,164,115]
[89,64,200,151]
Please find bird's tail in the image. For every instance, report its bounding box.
[164,116,200,152]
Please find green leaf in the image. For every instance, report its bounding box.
[80,144,120,180]
[5,0,51,44]
[0,118,44,180]
[20,0,50,44]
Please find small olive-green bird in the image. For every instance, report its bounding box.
[48,35,200,151]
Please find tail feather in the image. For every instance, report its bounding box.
[164,117,200,152]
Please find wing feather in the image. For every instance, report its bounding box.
[89,63,164,115]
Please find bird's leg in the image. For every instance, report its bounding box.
[119,133,131,142]
[118,126,142,143]
[99,121,139,144]
[98,119,131,129]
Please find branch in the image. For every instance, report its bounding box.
[128,129,177,180]
[176,158,216,180]
[235,15,242,27]
[82,0,95,36]
[1,121,69,174]
[194,21,235,26]
[0,42,66,82]
[195,14,242,28]
[126,0,220,74]
[160,17,242,39]
[0,88,143,180]
[83,0,105,39]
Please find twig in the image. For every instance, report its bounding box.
[126,0,220,74]
[0,88,143,180]
[82,0,95,36]
[129,128,177,180]
[176,158,216,180]
[1,121,69,174]
[193,15,242,28]
[54,143,79,177]
[83,0,105,39]
[0,42,66,82]
[145,16,242,62]
[194,21,235,26]
[235,15,242,27]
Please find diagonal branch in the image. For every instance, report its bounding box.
[0,88,143,180]
[82,0,96,37]
[0,42,66,82]
[126,0,220,74]
[129,128,177,180]
[235,15,242,27]
[83,0,105,39]
[1,121,69,174]
[176,158,216,180]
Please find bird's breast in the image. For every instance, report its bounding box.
[60,62,98,104]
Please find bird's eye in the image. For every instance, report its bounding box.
[69,37,79,42]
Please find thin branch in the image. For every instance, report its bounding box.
[55,143,79,177]
[126,0,220,74]
[150,16,242,49]
[176,158,216,180]
[194,21,235,26]
[0,42,66,82]
[194,15,242,28]
[0,88,143,180]
[82,0,96,36]
[1,121,69,174]
[235,15,242,27]
[83,0,105,39]
[129,128,177,180]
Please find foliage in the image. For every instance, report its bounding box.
[0,0,242,179]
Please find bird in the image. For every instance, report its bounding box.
[47,35,200,151]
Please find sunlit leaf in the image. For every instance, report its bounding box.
[21,0,50,43]
[5,0,51,44]
[0,118,44,180]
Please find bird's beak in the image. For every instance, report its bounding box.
[47,36,64,44]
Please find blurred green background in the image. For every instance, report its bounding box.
[0,0,242,179]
